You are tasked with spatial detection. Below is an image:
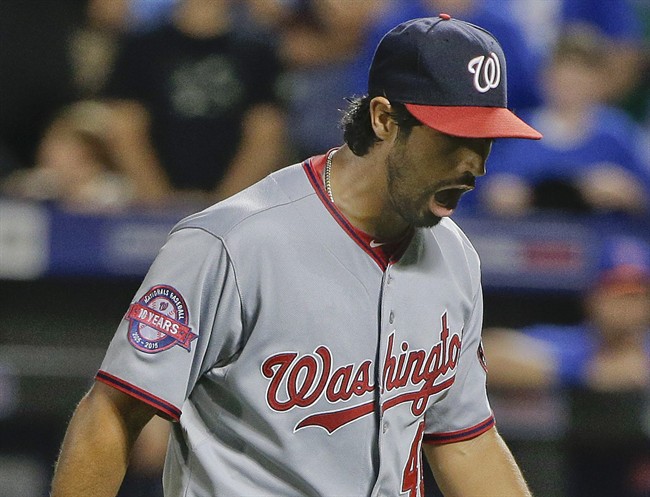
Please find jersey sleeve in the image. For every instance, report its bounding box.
[423,285,494,444]
[97,227,244,421]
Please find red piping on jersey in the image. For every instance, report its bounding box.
[96,370,182,421]
[423,414,495,445]
[303,152,413,271]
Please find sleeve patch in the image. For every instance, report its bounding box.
[125,285,197,353]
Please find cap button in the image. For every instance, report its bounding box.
[439,13,452,20]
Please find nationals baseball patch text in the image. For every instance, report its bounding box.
[126,285,197,353]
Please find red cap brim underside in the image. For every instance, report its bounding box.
[405,103,543,140]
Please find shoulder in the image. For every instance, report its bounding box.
[171,163,312,241]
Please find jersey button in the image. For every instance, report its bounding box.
[389,311,394,324]
[383,421,389,433]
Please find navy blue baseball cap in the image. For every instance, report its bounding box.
[368,14,542,140]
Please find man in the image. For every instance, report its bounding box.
[484,235,650,497]
[51,14,541,497]
[103,0,286,203]
[479,24,650,217]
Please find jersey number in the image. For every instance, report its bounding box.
[401,421,425,497]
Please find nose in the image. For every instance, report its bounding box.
[459,151,487,179]
[466,157,486,177]
[469,157,487,177]
[462,138,491,177]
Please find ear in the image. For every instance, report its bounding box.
[369,96,398,142]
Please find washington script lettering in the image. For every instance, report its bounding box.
[261,312,461,433]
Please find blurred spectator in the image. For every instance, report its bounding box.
[0,1,84,173]
[68,0,132,99]
[243,0,384,160]
[102,0,287,204]
[477,25,650,217]
[561,0,644,107]
[52,0,179,100]
[1,101,135,211]
[502,0,645,108]
[0,0,176,183]
[484,234,650,497]
[69,0,178,98]
[128,0,177,32]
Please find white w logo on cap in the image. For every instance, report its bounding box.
[468,53,501,93]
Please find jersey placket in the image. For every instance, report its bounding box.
[373,261,395,497]
[374,260,427,497]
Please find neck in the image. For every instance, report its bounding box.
[328,146,409,240]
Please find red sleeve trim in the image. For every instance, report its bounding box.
[423,414,495,445]
[96,370,182,422]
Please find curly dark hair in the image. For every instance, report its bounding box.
[340,95,421,156]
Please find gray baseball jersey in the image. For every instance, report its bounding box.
[98,151,493,497]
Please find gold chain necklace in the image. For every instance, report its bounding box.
[324,150,335,203]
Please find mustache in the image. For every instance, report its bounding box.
[436,172,476,190]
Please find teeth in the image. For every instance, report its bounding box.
[438,185,474,193]
[434,186,473,209]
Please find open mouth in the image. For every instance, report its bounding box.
[433,185,474,210]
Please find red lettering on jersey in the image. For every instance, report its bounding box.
[262,347,373,413]
[261,312,461,433]
[382,312,461,416]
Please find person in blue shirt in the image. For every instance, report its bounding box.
[492,0,644,108]
[485,234,650,497]
[474,24,650,217]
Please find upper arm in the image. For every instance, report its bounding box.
[423,425,499,477]
[50,381,159,496]
[86,381,158,439]
[424,427,531,497]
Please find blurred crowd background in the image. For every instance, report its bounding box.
[0,1,648,496]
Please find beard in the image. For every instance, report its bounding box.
[385,136,476,228]
[385,142,443,228]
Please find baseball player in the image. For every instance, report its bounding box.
[51,15,542,497]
